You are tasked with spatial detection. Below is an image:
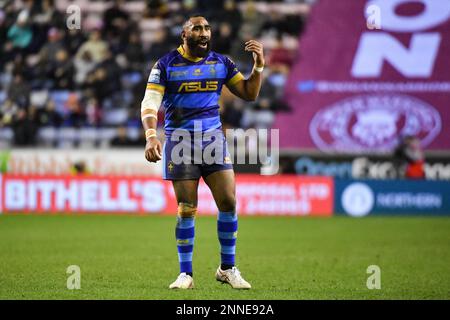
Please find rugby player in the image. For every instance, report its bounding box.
[141,15,264,289]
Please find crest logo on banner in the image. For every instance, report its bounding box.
[309,94,441,152]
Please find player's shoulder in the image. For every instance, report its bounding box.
[209,51,234,64]
[153,49,180,69]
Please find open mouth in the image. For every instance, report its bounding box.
[198,40,209,49]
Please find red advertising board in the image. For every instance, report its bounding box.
[0,174,333,216]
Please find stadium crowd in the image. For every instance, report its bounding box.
[0,0,313,148]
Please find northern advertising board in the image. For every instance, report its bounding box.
[335,179,450,216]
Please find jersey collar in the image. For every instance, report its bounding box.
[177,45,205,63]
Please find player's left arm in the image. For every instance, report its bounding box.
[226,40,265,101]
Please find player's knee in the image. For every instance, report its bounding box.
[217,196,236,213]
[178,202,197,218]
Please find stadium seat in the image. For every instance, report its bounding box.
[0,73,11,92]
[78,127,99,148]
[0,90,6,104]
[102,108,129,126]
[0,127,14,148]
[30,90,49,108]
[57,127,78,148]
[37,127,57,147]
[127,126,140,141]
[98,128,118,148]
[49,90,72,116]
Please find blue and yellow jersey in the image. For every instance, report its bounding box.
[146,45,244,135]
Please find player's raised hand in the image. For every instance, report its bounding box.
[145,137,162,163]
[244,40,265,67]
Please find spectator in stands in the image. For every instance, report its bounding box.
[213,22,233,54]
[38,27,65,67]
[85,49,122,104]
[49,49,74,90]
[0,99,19,127]
[111,125,135,147]
[0,10,8,65]
[260,10,303,37]
[84,96,102,127]
[7,74,30,109]
[31,0,62,27]
[147,26,173,61]
[65,93,86,128]
[30,0,65,53]
[173,0,198,22]
[215,0,242,33]
[124,32,145,72]
[198,0,223,15]
[35,28,65,88]
[240,0,264,39]
[224,0,242,22]
[1,1,17,28]
[103,0,130,37]
[70,160,89,175]
[64,29,87,56]
[74,51,97,89]
[394,135,426,179]
[144,0,170,18]
[7,10,33,53]
[221,101,243,129]
[36,99,63,128]
[242,97,274,129]
[11,108,38,146]
[75,29,108,63]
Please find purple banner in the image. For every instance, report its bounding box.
[275,0,450,152]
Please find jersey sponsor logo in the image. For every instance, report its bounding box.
[172,62,186,67]
[178,81,219,92]
[169,70,189,79]
[192,68,203,76]
[148,68,161,83]
[205,60,217,64]
[209,66,216,77]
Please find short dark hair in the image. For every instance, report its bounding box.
[183,14,208,30]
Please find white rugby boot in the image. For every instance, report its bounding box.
[169,273,194,289]
[215,266,251,289]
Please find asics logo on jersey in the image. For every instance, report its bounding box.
[178,81,218,92]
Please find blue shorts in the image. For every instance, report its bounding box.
[162,130,233,180]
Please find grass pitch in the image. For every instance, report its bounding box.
[0,214,449,300]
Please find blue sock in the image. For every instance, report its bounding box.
[217,211,238,268]
[175,216,195,275]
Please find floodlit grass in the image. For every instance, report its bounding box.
[0,214,449,299]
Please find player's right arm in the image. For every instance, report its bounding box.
[142,62,165,163]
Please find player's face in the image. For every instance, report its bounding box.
[184,17,211,57]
